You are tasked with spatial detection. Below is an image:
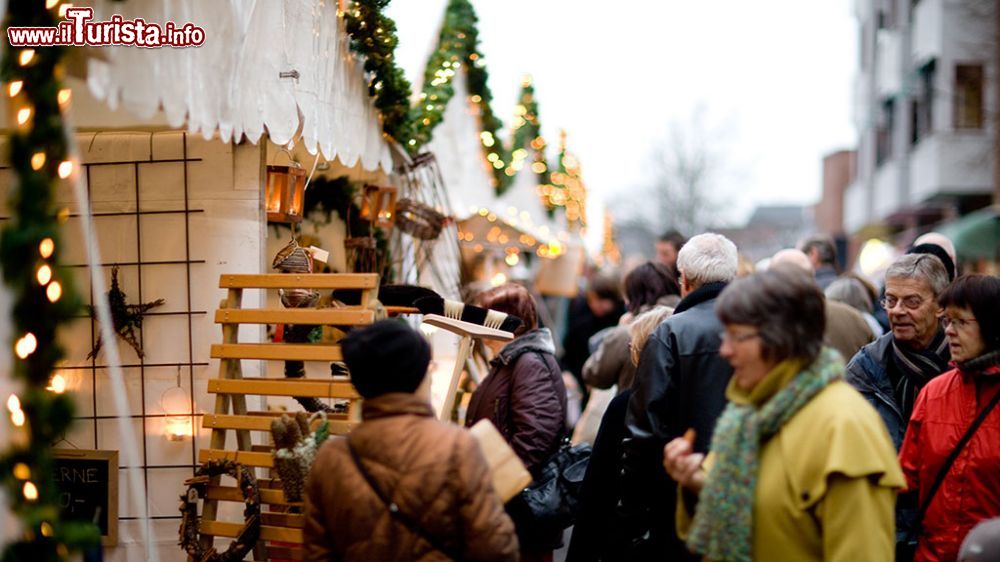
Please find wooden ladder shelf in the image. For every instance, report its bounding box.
[198,273,379,561]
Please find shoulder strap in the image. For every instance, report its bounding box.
[345,441,461,561]
[918,387,1000,520]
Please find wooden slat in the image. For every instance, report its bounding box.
[200,520,302,543]
[262,545,304,560]
[202,413,356,435]
[219,273,378,290]
[206,485,302,507]
[207,378,359,399]
[262,512,305,528]
[385,306,420,315]
[200,448,274,468]
[215,308,374,326]
[211,343,343,362]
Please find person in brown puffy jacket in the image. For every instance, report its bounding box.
[304,320,519,562]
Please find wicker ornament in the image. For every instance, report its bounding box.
[272,238,319,308]
[178,460,260,562]
[395,198,447,240]
[271,412,331,502]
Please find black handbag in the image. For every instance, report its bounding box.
[896,387,1000,561]
[515,440,592,534]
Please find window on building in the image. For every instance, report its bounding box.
[954,64,984,129]
[877,98,895,166]
[911,59,936,145]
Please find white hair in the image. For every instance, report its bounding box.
[676,233,738,287]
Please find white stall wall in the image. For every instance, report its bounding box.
[0,130,266,561]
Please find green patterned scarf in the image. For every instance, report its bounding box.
[687,347,844,562]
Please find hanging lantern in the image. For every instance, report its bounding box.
[161,382,193,441]
[360,184,398,229]
[265,163,306,223]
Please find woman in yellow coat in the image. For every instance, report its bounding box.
[664,265,905,561]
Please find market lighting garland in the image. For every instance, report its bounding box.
[542,131,588,225]
[344,0,556,198]
[0,2,101,560]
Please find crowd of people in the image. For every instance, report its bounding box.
[303,229,1000,562]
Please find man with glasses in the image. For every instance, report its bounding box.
[845,253,952,449]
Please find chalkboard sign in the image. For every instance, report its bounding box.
[53,449,118,546]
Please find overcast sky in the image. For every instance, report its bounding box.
[386,0,859,227]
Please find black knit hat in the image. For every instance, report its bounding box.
[907,243,956,281]
[341,320,431,398]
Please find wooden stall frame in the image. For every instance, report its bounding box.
[197,273,378,561]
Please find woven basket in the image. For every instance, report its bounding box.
[395,198,447,240]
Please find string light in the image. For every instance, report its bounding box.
[15,333,38,359]
[45,0,59,8]
[8,394,26,427]
[57,3,72,18]
[57,160,73,179]
[36,264,52,285]
[16,107,32,125]
[46,281,62,302]
[31,152,46,170]
[8,80,23,97]
[22,482,38,501]
[39,238,54,258]
[13,463,30,480]
[40,522,54,537]
[57,88,71,106]
[47,374,67,394]
[19,49,35,66]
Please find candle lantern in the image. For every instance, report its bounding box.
[161,381,193,441]
[360,185,398,229]
[266,162,307,223]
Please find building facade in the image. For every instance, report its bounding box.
[845,0,996,238]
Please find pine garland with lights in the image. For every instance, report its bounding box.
[541,131,588,226]
[0,3,100,561]
[344,0,552,197]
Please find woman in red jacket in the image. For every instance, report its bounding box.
[899,274,1000,561]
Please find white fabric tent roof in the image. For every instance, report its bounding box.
[85,0,392,172]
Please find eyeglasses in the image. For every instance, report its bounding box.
[942,316,978,330]
[881,295,925,311]
[720,331,759,345]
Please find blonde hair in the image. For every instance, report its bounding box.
[628,306,674,366]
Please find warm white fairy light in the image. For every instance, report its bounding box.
[47,374,66,394]
[39,238,54,258]
[45,0,60,9]
[16,107,32,125]
[46,281,62,302]
[57,160,73,179]
[19,49,35,67]
[22,482,38,501]
[15,333,38,359]
[13,463,30,480]
[8,81,23,97]
[31,152,46,170]
[36,264,52,286]
[57,88,71,106]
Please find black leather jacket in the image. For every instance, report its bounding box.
[620,282,733,559]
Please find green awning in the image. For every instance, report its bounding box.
[937,205,1000,260]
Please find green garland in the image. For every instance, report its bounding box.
[344,0,551,196]
[0,3,101,561]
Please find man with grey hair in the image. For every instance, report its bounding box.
[846,253,952,450]
[620,233,738,560]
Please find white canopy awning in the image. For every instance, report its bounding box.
[86,0,393,172]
